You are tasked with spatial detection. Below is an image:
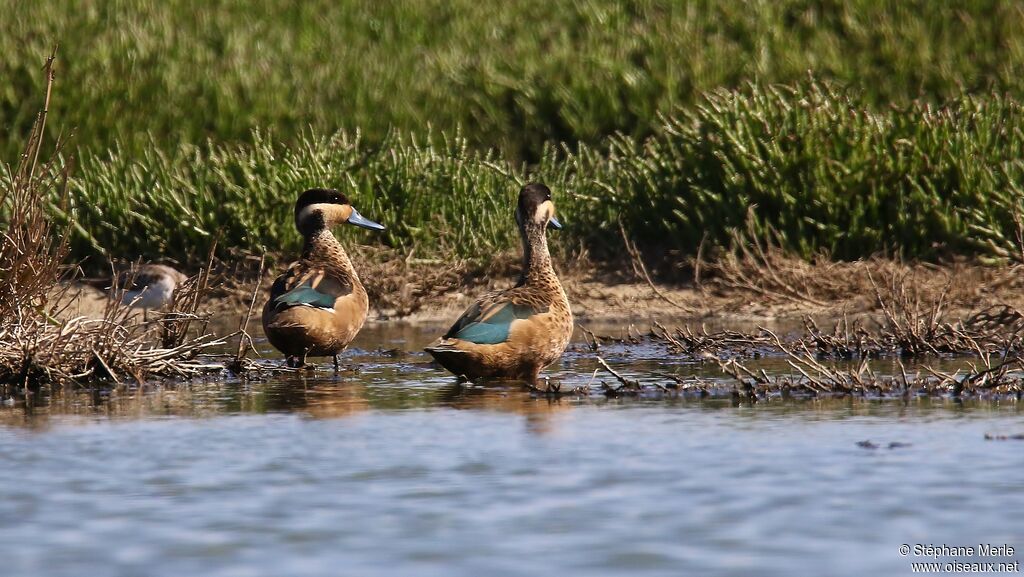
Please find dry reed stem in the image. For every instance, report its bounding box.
[227,252,265,373]
[350,245,468,318]
[0,53,235,393]
[701,211,1024,314]
[584,316,1024,399]
[584,349,1024,400]
[579,269,1024,398]
[157,238,218,348]
[618,219,695,313]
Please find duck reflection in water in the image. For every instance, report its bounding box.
[437,382,573,436]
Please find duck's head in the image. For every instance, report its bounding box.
[294,188,385,235]
[515,182,562,231]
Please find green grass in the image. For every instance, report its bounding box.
[4,0,1024,161]
[61,130,523,268]
[41,80,1024,272]
[574,81,1024,262]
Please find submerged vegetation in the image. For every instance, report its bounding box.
[580,299,1024,401]
[567,269,1024,400]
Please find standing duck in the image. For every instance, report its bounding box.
[262,188,385,368]
[425,183,573,384]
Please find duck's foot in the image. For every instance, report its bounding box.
[523,372,544,388]
[528,376,576,395]
[286,355,306,369]
[532,376,555,393]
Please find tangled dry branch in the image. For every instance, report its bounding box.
[578,276,1024,399]
[0,54,233,394]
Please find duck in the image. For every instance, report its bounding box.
[425,183,573,385]
[262,188,385,368]
[82,264,188,310]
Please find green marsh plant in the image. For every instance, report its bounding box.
[53,80,1024,272]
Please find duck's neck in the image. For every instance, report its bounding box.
[516,223,553,286]
[302,227,360,284]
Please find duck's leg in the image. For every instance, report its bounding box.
[527,367,542,388]
[286,352,310,368]
[333,354,340,372]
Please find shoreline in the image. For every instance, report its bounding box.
[63,271,1024,329]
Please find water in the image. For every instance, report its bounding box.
[1,323,1022,577]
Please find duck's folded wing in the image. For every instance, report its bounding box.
[269,265,351,312]
[445,298,549,345]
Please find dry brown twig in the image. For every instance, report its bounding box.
[352,245,468,318]
[705,214,832,307]
[593,356,672,395]
[617,219,695,313]
[228,252,265,372]
[158,237,219,349]
[0,52,234,393]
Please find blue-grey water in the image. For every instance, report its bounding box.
[1,323,1022,577]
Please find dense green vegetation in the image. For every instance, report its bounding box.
[47,81,1024,270]
[4,0,1024,161]
[5,2,1024,271]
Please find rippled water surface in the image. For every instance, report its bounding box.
[1,323,1022,577]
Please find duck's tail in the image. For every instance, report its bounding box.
[424,339,476,374]
[424,340,468,358]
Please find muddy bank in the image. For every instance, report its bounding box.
[61,234,1024,327]
[63,280,710,326]
[65,271,1024,328]
[43,267,1024,401]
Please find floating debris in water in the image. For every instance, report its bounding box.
[856,441,912,450]
[984,433,1024,441]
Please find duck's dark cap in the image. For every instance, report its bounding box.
[519,182,552,207]
[295,188,350,210]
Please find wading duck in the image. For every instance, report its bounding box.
[262,188,385,368]
[425,183,573,384]
[83,264,188,310]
